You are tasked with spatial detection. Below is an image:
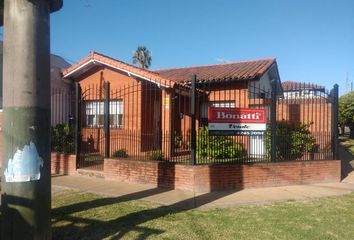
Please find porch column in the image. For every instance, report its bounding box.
[161,89,173,159]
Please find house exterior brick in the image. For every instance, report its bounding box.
[104,158,341,192]
[51,152,77,175]
[59,51,338,192]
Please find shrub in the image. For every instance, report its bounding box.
[112,149,128,158]
[148,150,163,161]
[51,123,74,154]
[84,153,104,162]
[174,131,183,149]
[196,127,244,159]
[265,121,316,161]
[173,131,189,149]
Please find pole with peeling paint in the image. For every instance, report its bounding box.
[0,0,62,239]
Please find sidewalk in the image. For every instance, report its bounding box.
[52,175,354,209]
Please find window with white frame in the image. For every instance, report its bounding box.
[210,101,235,108]
[85,101,104,127]
[109,100,124,128]
[84,100,123,128]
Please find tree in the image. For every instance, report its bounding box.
[339,91,354,138]
[132,46,152,69]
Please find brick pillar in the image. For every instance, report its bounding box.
[161,89,172,159]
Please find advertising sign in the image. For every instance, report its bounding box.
[208,107,267,136]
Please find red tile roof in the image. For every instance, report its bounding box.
[282,81,325,91]
[63,52,277,87]
[154,58,276,83]
[63,51,176,88]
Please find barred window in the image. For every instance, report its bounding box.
[109,100,124,128]
[84,100,123,128]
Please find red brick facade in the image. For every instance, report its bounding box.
[104,158,341,192]
[47,154,341,192]
[76,66,169,157]
[51,152,77,175]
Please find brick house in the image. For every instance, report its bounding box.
[279,80,331,133]
[59,52,339,191]
[282,81,326,99]
[62,52,281,158]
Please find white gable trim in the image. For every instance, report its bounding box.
[64,59,171,88]
[63,59,95,78]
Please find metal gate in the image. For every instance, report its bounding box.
[75,80,165,170]
[76,82,107,171]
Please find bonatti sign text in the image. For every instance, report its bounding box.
[208,107,266,136]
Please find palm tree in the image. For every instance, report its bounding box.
[132,46,152,69]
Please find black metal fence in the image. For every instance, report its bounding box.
[50,87,75,155]
[51,78,338,171]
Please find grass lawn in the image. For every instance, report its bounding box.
[52,190,354,240]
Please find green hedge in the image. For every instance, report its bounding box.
[148,150,163,161]
[112,149,129,158]
[196,127,244,160]
[265,121,316,161]
[51,123,74,154]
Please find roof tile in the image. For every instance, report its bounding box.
[63,52,276,87]
[282,81,324,90]
[154,58,276,83]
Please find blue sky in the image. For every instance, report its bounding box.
[50,0,353,95]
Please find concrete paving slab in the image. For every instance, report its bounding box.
[142,189,195,205]
[52,175,354,209]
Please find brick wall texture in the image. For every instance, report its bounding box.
[51,152,77,175]
[104,158,341,193]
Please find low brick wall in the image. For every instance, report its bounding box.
[196,161,341,192]
[51,152,77,175]
[104,158,161,185]
[104,158,341,192]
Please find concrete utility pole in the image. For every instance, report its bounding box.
[0,0,62,239]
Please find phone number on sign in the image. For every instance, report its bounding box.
[209,130,265,136]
